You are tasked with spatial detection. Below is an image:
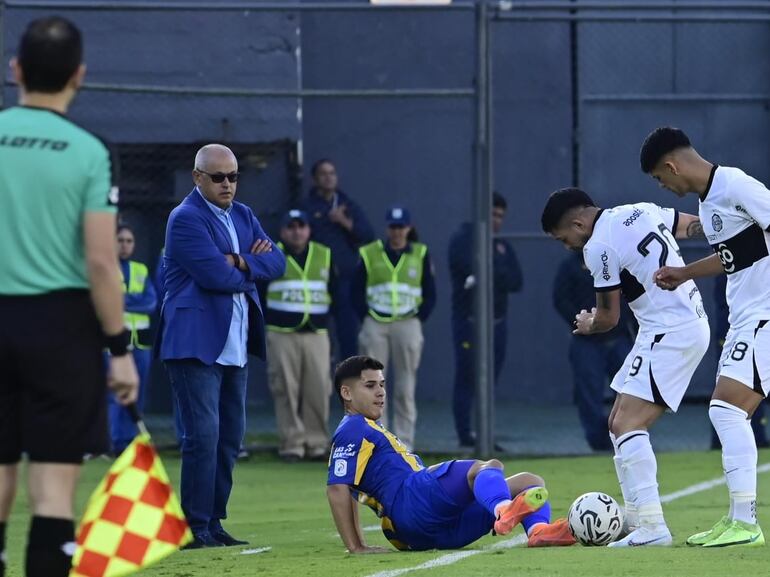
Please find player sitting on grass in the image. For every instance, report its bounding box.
[326,355,575,553]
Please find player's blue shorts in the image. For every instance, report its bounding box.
[385,460,495,550]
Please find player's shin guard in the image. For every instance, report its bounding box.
[616,430,665,528]
[25,516,75,577]
[709,400,758,525]
[1,522,6,577]
[472,468,512,516]
[520,486,551,535]
[610,432,637,527]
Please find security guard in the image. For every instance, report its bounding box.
[353,206,436,450]
[111,225,157,454]
[265,210,335,461]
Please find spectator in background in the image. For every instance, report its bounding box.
[552,251,635,451]
[110,225,158,454]
[710,274,768,448]
[353,207,436,450]
[263,210,336,462]
[158,144,285,549]
[301,159,374,359]
[449,193,523,448]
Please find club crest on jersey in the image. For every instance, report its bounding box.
[334,459,347,477]
[712,213,723,232]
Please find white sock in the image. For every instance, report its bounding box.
[610,432,638,525]
[616,430,665,527]
[493,499,512,517]
[709,400,757,525]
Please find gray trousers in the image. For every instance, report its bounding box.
[267,331,332,457]
[358,315,424,449]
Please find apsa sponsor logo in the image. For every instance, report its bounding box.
[334,459,348,477]
[601,251,611,281]
[623,208,644,226]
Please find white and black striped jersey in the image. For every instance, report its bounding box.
[699,165,770,329]
[583,203,706,333]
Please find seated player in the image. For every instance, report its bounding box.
[326,355,575,553]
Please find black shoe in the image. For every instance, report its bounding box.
[588,438,613,452]
[212,530,249,547]
[181,533,225,550]
[279,453,302,463]
[459,434,504,452]
[459,433,476,447]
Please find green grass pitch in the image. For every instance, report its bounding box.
[4,449,770,576]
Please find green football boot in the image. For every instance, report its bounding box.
[686,516,731,546]
[701,520,764,548]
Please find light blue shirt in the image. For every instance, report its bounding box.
[198,188,249,367]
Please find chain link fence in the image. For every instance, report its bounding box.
[2,0,769,454]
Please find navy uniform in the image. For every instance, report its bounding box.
[448,222,522,446]
[109,258,157,453]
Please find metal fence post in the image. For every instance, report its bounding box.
[473,0,494,458]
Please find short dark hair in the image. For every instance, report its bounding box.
[492,192,507,210]
[334,356,384,405]
[540,187,596,233]
[18,17,83,93]
[311,158,335,178]
[639,127,691,173]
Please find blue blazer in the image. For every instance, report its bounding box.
[156,189,286,364]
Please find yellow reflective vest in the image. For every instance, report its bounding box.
[359,240,426,322]
[122,260,151,349]
[266,241,332,332]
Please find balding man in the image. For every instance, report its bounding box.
[158,144,285,548]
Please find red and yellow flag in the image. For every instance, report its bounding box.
[70,433,192,577]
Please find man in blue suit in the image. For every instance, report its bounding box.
[158,144,286,549]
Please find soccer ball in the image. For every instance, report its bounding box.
[567,492,623,546]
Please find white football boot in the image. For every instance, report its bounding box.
[608,524,672,548]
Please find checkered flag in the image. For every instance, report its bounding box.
[69,408,192,576]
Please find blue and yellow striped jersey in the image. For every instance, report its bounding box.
[327,414,424,517]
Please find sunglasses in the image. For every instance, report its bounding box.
[196,168,239,183]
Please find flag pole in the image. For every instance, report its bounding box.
[127,403,150,437]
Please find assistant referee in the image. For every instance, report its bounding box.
[0,17,138,577]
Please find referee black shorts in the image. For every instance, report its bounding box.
[0,289,108,464]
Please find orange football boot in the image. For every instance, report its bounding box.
[493,487,549,536]
[527,518,577,547]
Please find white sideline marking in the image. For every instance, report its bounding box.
[240,546,272,555]
[364,462,770,577]
[661,462,770,503]
[364,535,528,577]
[364,525,382,532]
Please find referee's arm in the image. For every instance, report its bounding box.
[84,212,124,335]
